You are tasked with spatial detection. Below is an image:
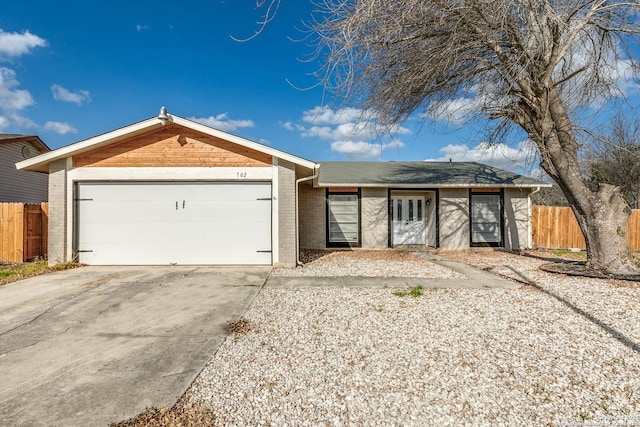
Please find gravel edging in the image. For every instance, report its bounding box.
[188,251,640,426]
[271,250,466,279]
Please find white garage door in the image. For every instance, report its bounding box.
[76,182,272,265]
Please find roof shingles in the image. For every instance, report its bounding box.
[316,161,547,187]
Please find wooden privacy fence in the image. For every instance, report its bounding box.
[0,202,48,263]
[532,205,640,251]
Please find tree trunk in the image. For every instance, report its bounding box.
[572,185,636,274]
[529,87,637,274]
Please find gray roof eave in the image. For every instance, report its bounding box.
[315,182,552,188]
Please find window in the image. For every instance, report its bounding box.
[327,191,360,247]
[470,192,503,247]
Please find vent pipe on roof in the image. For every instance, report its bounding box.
[158,106,170,126]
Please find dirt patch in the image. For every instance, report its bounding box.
[109,399,216,427]
[539,261,640,282]
[439,248,640,288]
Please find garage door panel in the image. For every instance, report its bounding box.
[179,201,270,223]
[77,182,272,265]
[81,207,182,224]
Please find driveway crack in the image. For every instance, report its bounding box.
[0,301,61,337]
[0,282,107,337]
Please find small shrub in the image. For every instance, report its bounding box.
[409,285,424,298]
[393,286,424,298]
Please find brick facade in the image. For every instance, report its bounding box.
[277,160,296,266]
[299,184,326,249]
[47,159,67,265]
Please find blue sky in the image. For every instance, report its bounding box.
[0,1,635,176]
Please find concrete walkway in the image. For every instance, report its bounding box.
[267,252,519,289]
[0,266,269,427]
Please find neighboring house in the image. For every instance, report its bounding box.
[16,108,549,266]
[0,134,50,203]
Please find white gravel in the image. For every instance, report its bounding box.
[188,251,640,426]
[271,250,466,279]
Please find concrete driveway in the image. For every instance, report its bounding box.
[0,266,270,426]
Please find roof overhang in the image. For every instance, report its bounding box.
[16,111,317,173]
[315,183,552,188]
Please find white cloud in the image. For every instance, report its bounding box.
[280,121,294,131]
[331,140,405,160]
[0,67,34,111]
[43,121,77,135]
[425,97,481,125]
[0,29,46,58]
[0,115,9,131]
[8,113,38,129]
[427,140,541,175]
[136,24,150,32]
[51,84,91,105]
[302,106,364,125]
[189,113,254,132]
[295,105,411,158]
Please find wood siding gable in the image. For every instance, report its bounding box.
[72,125,272,167]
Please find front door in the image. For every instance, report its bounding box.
[392,196,426,245]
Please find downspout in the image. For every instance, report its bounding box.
[528,186,541,249]
[296,168,319,266]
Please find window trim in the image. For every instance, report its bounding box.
[326,188,361,248]
[469,189,504,248]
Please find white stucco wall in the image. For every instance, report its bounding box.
[361,187,388,249]
[439,188,470,249]
[504,188,531,250]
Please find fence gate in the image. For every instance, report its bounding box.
[0,202,48,263]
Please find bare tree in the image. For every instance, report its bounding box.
[531,184,570,207]
[292,0,640,273]
[588,113,640,209]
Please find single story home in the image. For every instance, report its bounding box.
[16,108,549,266]
[0,134,50,203]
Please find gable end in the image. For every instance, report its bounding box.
[72,125,272,167]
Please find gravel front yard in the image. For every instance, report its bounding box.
[188,250,640,426]
[271,250,466,279]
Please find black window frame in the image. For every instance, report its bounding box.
[326,188,361,248]
[469,189,505,248]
